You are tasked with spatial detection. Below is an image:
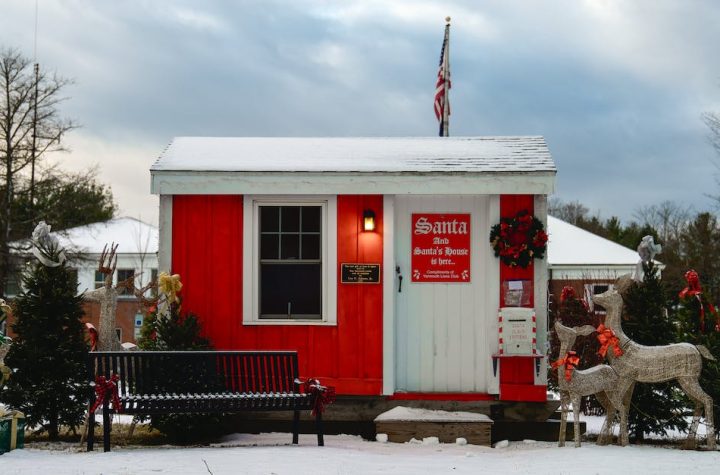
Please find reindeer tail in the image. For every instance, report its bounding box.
[697,345,716,361]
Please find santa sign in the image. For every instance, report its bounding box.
[411,213,471,283]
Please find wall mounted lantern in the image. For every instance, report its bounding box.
[363,209,376,232]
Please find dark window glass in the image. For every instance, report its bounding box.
[260,234,279,260]
[302,206,321,232]
[260,264,322,318]
[281,206,300,232]
[117,269,135,296]
[260,206,279,232]
[301,234,320,260]
[258,205,322,319]
[281,234,300,259]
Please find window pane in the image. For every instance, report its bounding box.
[260,234,279,260]
[117,269,135,295]
[280,234,300,259]
[302,206,321,232]
[94,271,105,289]
[281,206,300,232]
[260,263,321,318]
[260,206,279,232]
[301,234,320,260]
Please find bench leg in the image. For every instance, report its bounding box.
[292,410,300,444]
[87,409,95,452]
[316,411,324,447]
[102,400,111,452]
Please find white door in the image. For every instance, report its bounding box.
[394,195,498,392]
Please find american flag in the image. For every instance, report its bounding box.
[434,20,451,136]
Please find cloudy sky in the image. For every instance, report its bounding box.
[2,0,720,225]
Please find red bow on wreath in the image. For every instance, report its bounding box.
[90,374,122,414]
[297,378,336,416]
[596,324,623,358]
[551,351,580,382]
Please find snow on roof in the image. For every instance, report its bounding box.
[54,217,158,254]
[547,216,638,266]
[374,406,492,423]
[151,136,556,173]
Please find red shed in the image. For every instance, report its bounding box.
[150,137,556,402]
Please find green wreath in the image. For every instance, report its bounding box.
[489,210,548,268]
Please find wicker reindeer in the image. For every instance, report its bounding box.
[553,321,628,447]
[593,276,716,450]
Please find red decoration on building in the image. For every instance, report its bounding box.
[411,213,471,282]
[489,209,547,268]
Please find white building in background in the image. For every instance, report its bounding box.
[5,217,159,344]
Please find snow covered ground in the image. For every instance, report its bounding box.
[2,416,719,475]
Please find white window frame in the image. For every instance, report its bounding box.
[585,283,614,313]
[243,195,337,325]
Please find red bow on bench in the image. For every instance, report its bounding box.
[298,378,336,416]
[551,351,580,382]
[596,324,623,358]
[90,374,122,414]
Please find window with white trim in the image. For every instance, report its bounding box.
[585,283,613,313]
[244,197,337,325]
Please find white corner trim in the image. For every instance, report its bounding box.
[486,194,501,395]
[534,194,549,385]
[242,195,337,326]
[158,195,173,272]
[382,194,395,396]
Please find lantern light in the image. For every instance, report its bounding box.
[363,209,376,232]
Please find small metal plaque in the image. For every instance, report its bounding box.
[341,263,381,284]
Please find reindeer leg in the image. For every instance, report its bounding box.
[615,378,634,446]
[679,377,714,450]
[595,391,614,446]
[572,394,582,447]
[559,392,568,447]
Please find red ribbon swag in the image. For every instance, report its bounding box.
[90,374,122,414]
[551,351,580,381]
[679,269,719,333]
[596,324,623,358]
[298,378,336,416]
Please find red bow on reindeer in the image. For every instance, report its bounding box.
[596,324,623,358]
[89,374,122,414]
[297,378,336,416]
[551,351,580,381]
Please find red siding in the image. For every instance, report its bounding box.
[171,194,383,395]
[498,194,545,402]
[499,195,535,307]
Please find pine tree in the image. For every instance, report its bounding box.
[0,233,88,440]
[622,262,688,440]
[137,284,220,443]
[673,271,720,442]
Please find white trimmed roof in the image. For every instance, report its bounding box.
[151,136,555,173]
[55,217,158,254]
[547,216,638,266]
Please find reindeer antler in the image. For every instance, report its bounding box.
[97,242,119,289]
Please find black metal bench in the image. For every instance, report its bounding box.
[87,351,325,452]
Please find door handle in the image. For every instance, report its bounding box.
[396,266,403,293]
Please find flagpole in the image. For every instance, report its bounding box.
[442,17,450,137]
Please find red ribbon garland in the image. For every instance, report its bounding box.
[679,269,720,334]
[596,324,623,358]
[299,378,336,416]
[89,374,122,414]
[551,351,580,381]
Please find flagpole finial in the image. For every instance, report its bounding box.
[445,16,451,24]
